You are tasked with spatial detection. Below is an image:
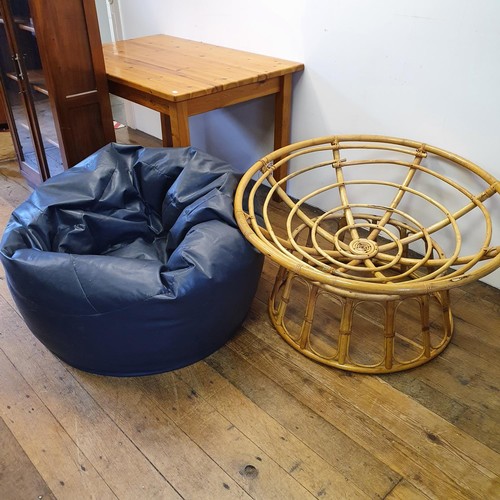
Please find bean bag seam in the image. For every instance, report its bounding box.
[69,254,100,313]
[92,159,120,209]
[185,188,228,217]
[7,278,185,317]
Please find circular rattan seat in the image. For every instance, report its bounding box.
[235,135,500,373]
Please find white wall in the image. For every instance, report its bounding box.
[116,0,500,288]
[94,0,112,43]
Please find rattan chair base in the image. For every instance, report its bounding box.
[269,266,454,374]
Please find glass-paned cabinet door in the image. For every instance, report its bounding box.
[0,0,63,185]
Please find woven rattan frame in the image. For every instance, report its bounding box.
[235,135,500,373]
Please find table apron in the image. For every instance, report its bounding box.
[107,77,281,117]
[186,77,281,115]
[107,80,171,114]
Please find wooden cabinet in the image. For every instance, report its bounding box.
[0,0,114,186]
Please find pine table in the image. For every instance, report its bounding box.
[103,34,304,180]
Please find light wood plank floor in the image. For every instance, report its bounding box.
[0,130,499,499]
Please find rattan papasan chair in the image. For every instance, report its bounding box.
[235,135,500,373]
[0,144,263,376]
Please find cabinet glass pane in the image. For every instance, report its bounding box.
[32,89,63,176]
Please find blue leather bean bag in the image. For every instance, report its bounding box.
[0,144,263,376]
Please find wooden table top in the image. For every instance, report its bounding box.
[103,34,304,103]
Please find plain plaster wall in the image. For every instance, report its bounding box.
[115,0,500,287]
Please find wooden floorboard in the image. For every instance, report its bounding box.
[0,132,499,499]
[0,415,56,500]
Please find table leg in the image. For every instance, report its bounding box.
[163,101,190,147]
[274,73,292,183]
[160,114,174,147]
